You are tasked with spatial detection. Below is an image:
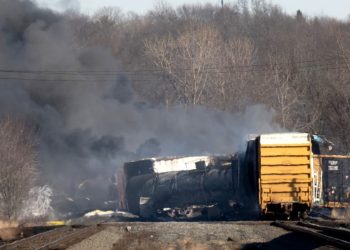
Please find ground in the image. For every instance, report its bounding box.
[67,221,338,250]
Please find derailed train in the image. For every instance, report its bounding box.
[118,133,350,219]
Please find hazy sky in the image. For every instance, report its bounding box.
[36,0,349,19]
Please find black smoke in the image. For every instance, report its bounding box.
[0,0,283,216]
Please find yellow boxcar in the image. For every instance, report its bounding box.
[258,133,313,218]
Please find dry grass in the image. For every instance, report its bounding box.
[330,207,350,220]
[329,206,350,224]
[0,220,18,229]
[345,207,350,223]
[0,220,20,241]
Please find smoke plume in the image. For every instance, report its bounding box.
[0,0,283,216]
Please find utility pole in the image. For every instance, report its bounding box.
[221,0,224,8]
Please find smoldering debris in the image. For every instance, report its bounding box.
[0,0,283,217]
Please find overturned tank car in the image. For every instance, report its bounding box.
[119,155,258,219]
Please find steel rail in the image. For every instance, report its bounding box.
[272,221,350,249]
[0,226,70,250]
[35,225,103,250]
[297,221,350,234]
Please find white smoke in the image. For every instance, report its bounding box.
[20,185,54,220]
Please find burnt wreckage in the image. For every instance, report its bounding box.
[118,133,350,219]
[121,155,253,219]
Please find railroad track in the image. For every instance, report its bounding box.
[0,224,104,250]
[272,220,350,249]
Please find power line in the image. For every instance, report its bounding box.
[1,58,349,76]
[0,56,348,76]
[0,62,348,84]
[0,56,348,84]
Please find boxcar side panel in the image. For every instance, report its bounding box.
[259,133,312,216]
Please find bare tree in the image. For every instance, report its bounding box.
[145,25,223,106]
[221,38,254,111]
[0,118,38,220]
[64,1,350,149]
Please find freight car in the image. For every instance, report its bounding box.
[119,133,326,219]
[120,156,251,219]
[256,133,320,218]
[314,155,350,207]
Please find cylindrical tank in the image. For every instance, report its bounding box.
[125,166,243,218]
[123,154,259,218]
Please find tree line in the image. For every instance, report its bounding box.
[66,0,350,152]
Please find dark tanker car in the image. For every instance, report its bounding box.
[121,154,258,219]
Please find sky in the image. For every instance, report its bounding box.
[36,0,350,19]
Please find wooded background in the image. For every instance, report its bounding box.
[67,1,350,152]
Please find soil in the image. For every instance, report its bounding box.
[68,221,339,250]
